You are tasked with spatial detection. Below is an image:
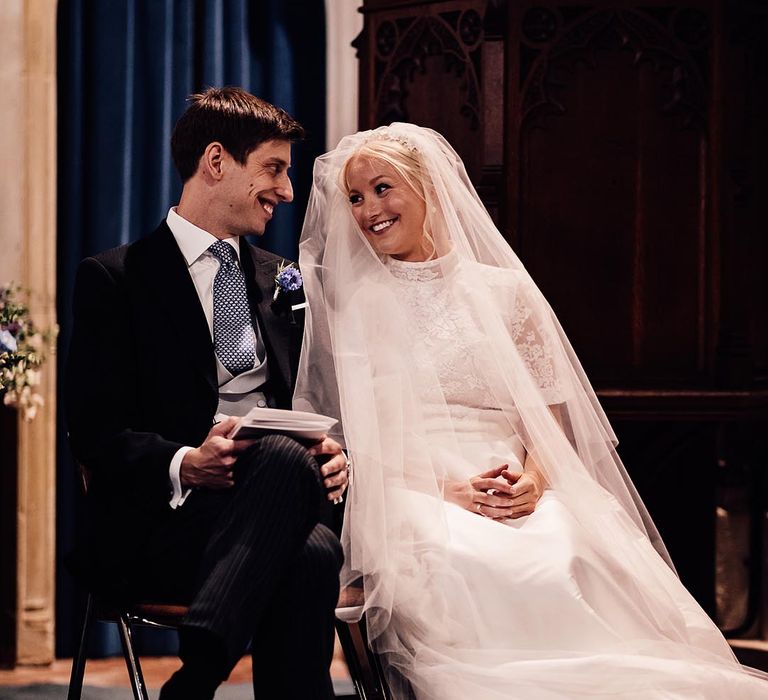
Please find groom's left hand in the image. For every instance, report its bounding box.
[308,436,349,502]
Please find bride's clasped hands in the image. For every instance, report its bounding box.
[445,464,546,519]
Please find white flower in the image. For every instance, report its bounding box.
[0,329,17,353]
[0,284,52,421]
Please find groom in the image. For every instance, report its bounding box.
[66,87,348,700]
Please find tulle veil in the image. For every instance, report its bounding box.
[293,123,767,697]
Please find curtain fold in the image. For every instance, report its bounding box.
[56,0,326,657]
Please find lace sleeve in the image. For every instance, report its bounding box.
[505,276,564,405]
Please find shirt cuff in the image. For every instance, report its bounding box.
[169,446,194,509]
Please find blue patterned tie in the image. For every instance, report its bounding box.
[208,240,256,376]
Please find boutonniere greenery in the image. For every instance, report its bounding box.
[0,284,57,421]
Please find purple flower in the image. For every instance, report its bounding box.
[277,267,303,292]
[273,261,304,303]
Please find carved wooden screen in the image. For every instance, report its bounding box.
[507,4,712,386]
[357,0,503,217]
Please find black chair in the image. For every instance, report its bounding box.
[67,594,187,700]
[67,586,391,700]
[67,464,392,699]
[67,461,190,700]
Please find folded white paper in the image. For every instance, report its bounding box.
[229,407,338,442]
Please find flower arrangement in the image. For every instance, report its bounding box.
[0,285,55,421]
[273,260,303,301]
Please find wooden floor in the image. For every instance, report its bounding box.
[0,642,351,688]
[2,640,765,689]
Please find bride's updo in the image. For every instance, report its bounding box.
[340,136,426,201]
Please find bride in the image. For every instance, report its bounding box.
[294,123,768,698]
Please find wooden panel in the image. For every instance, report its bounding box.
[613,420,717,613]
[717,1,768,386]
[359,1,487,181]
[508,5,712,384]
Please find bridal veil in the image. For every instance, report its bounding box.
[294,123,766,697]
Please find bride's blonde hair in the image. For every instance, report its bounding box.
[340,138,437,260]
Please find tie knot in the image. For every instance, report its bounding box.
[208,240,237,266]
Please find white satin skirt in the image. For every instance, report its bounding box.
[379,407,768,699]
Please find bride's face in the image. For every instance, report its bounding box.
[345,155,429,262]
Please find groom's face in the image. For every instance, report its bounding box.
[218,139,294,236]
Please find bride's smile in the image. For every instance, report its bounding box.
[369,216,398,232]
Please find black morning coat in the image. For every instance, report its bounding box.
[65,221,304,595]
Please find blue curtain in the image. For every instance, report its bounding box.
[56,0,326,657]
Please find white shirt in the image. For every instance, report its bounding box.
[165,207,267,507]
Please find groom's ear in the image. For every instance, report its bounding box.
[200,142,225,181]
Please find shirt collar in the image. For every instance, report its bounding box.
[166,207,240,266]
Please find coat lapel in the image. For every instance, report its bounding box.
[240,240,293,397]
[131,223,218,397]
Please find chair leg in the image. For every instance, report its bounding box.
[336,621,368,700]
[117,614,150,700]
[67,592,94,700]
[336,619,390,700]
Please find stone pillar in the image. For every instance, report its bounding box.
[0,0,57,666]
[325,1,363,149]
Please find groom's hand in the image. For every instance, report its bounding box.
[180,416,256,490]
[308,436,349,502]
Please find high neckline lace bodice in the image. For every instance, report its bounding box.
[385,250,500,409]
[382,255,562,410]
[386,248,460,282]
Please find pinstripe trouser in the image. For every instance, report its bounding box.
[134,434,343,699]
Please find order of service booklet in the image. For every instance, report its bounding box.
[229,407,338,442]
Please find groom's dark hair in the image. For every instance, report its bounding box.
[171,86,305,182]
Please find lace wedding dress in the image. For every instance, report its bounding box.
[373,251,768,699]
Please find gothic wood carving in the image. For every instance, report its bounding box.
[520,8,707,129]
[374,11,483,131]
